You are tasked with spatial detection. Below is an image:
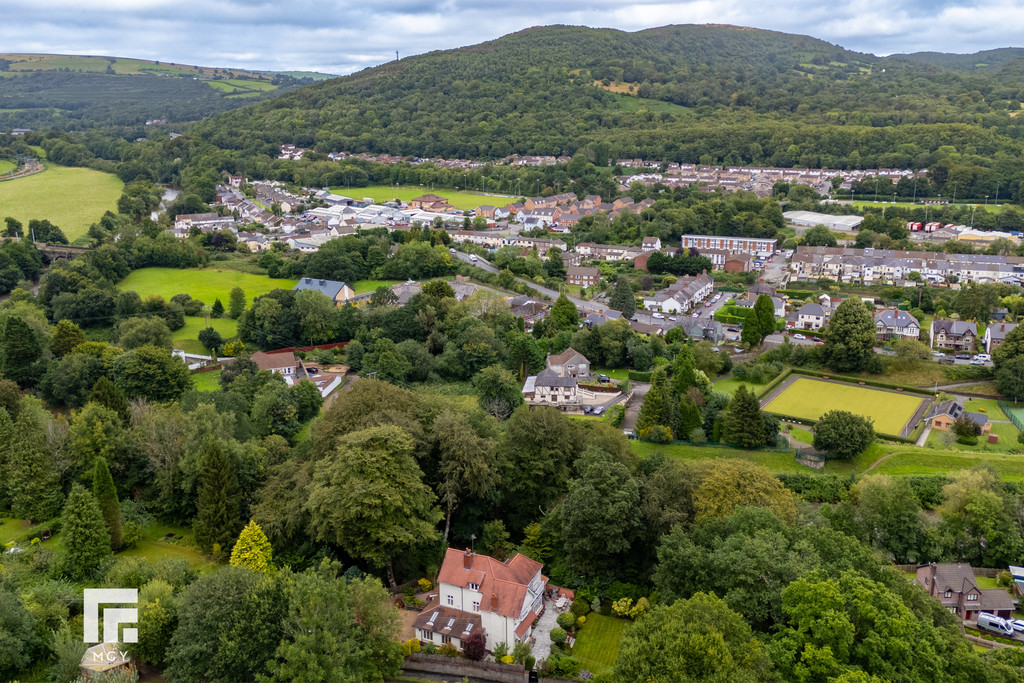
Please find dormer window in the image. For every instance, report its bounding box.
[469,583,480,591]
[945,589,952,598]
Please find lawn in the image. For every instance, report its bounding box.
[172,316,239,351]
[0,163,123,243]
[784,425,815,444]
[763,377,928,436]
[957,397,1008,420]
[118,268,296,306]
[870,448,1024,481]
[116,523,215,571]
[952,382,1002,397]
[191,369,222,391]
[593,367,630,381]
[850,199,1008,214]
[712,376,768,396]
[329,184,513,211]
[0,159,15,175]
[352,279,403,294]
[631,440,806,473]
[572,613,629,675]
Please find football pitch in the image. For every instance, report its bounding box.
[762,376,929,436]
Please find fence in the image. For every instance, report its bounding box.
[999,401,1024,432]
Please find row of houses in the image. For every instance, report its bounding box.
[641,273,715,314]
[791,246,1024,285]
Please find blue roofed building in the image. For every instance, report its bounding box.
[293,278,355,305]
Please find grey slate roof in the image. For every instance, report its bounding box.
[932,320,978,337]
[874,309,919,328]
[534,368,577,388]
[294,278,348,300]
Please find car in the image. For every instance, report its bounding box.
[955,353,971,360]
[727,327,739,333]
[593,406,605,416]
[469,254,478,262]
[668,316,677,321]
[733,347,744,354]
[449,247,457,253]
[691,312,700,318]
[598,374,610,383]
[971,358,986,365]
[584,406,593,414]
[622,429,636,439]
[793,333,806,340]
[974,353,991,362]
[932,351,944,358]
[705,302,712,307]
[1011,619,1024,634]
[652,313,664,319]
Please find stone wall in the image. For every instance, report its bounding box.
[403,653,527,683]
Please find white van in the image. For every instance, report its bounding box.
[978,612,1015,637]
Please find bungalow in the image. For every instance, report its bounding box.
[930,320,978,352]
[251,351,298,378]
[292,278,355,305]
[984,322,1019,354]
[873,309,920,341]
[566,266,600,288]
[916,562,1012,621]
[925,400,991,434]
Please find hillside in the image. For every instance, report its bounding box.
[187,24,1024,180]
[0,53,333,132]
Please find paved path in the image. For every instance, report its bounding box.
[916,425,932,447]
[531,598,559,664]
[619,382,651,433]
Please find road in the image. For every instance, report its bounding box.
[453,251,609,313]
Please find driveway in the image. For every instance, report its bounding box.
[620,381,651,433]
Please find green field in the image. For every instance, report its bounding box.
[850,200,1007,214]
[192,368,223,391]
[118,268,296,306]
[631,440,807,473]
[0,160,15,175]
[172,316,239,354]
[0,164,123,243]
[329,184,513,211]
[926,421,1020,452]
[764,377,927,435]
[593,367,630,381]
[712,376,769,396]
[572,613,629,675]
[352,279,403,294]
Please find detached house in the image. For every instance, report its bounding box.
[292,278,355,306]
[795,302,827,331]
[916,562,1012,621]
[925,400,991,434]
[930,320,978,352]
[522,369,578,407]
[546,348,590,377]
[414,548,548,650]
[251,352,298,380]
[984,322,1019,354]
[873,309,920,341]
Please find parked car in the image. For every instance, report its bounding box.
[584,406,593,414]
[939,357,954,365]
[974,353,991,362]
[793,333,807,340]
[971,358,986,366]
[978,613,1016,637]
[593,406,605,416]
[932,351,944,358]
[622,429,636,439]
[1011,619,1024,634]
[470,254,478,262]
[955,353,971,360]
[691,312,700,318]
[652,313,664,319]
[449,247,457,253]
[734,347,744,354]
[598,374,610,383]
[668,316,677,321]
[726,327,739,333]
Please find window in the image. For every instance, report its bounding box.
[418,629,432,641]
[441,635,452,645]
[469,583,480,591]
[967,593,978,601]
[446,595,454,606]
[472,600,480,612]
[945,589,952,598]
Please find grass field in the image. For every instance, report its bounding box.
[850,199,1009,214]
[712,376,769,396]
[593,367,630,381]
[329,184,513,211]
[763,377,927,435]
[0,164,123,243]
[192,369,223,391]
[171,316,239,354]
[352,279,403,294]
[118,268,296,306]
[0,160,15,175]
[572,613,629,675]
[631,440,806,473]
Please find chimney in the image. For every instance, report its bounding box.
[930,561,937,590]
[490,592,498,610]
[463,548,472,569]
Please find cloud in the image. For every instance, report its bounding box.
[0,0,1022,74]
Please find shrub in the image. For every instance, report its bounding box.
[120,521,143,549]
[550,627,567,645]
[439,643,458,657]
[590,597,602,614]
[423,642,436,655]
[492,641,509,660]
[957,433,979,445]
[408,638,420,653]
[524,655,536,671]
[608,404,625,427]
[612,597,634,617]
[639,425,672,443]
[570,599,590,617]
[688,427,706,442]
[997,570,1013,588]
[542,652,581,677]
[501,655,514,664]
[463,631,486,661]
[629,597,651,619]
[556,612,577,631]
[576,615,586,627]
[628,370,652,382]
[417,578,432,592]
[512,640,532,664]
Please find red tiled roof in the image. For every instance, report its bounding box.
[438,548,544,620]
[515,610,538,639]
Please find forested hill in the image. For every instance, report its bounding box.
[190,23,1024,177]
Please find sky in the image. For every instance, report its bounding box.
[2,0,1023,75]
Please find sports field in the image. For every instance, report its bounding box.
[329,184,513,211]
[763,377,928,435]
[0,164,123,243]
[118,268,296,305]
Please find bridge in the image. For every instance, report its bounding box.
[4,236,91,260]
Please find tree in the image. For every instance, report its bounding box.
[994,324,1024,368]
[113,316,173,350]
[608,278,636,318]
[821,298,876,372]
[670,345,697,399]
[87,376,129,422]
[851,475,926,563]
[813,410,875,459]
[193,437,242,555]
[4,216,23,238]
[690,459,797,522]
[211,298,225,318]
[50,319,85,358]
[546,294,579,334]
[129,580,177,668]
[92,457,122,550]
[637,366,670,433]
[803,225,838,247]
[305,426,442,587]
[0,315,42,386]
[995,355,1024,401]
[60,484,111,580]
[229,287,247,319]
[369,285,398,308]
[560,449,642,578]
[295,289,338,344]
[615,593,773,683]
[113,345,192,402]
[0,590,37,680]
[433,410,496,540]
[754,294,776,337]
[230,520,274,573]
[474,364,524,419]
[741,308,762,347]
[7,404,63,522]
[198,326,224,354]
[723,385,767,447]
[166,567,287,682]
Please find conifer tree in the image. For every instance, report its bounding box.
[637,366,670,432]
[88,376,129,423]
[93,457,122,550]
[211,298,225,318]
[0,316,42,386]
[754,294,776,337]
[7,407,62,522]
[228,287,247,319]
[193,437,241,555]
[741,308,762,347]
[229,520,274,573]
[676,399,703,440]
[0,407,13,510]
[609,278,636,318]
[61,483,111,580]
[50,319,86,358]
[670,345,696,399]
[723,385,767,448]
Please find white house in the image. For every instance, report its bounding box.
[522,369,579,406]
[984,322,1019,354]
[796,302,827,330]
[414,548,547,650]
[641,236,662,252]
[873,309,920,341]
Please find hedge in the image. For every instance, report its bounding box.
[789,367,933,396]
[777,289,814,299]
[628,370,652,382]
[777,473,850,502]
